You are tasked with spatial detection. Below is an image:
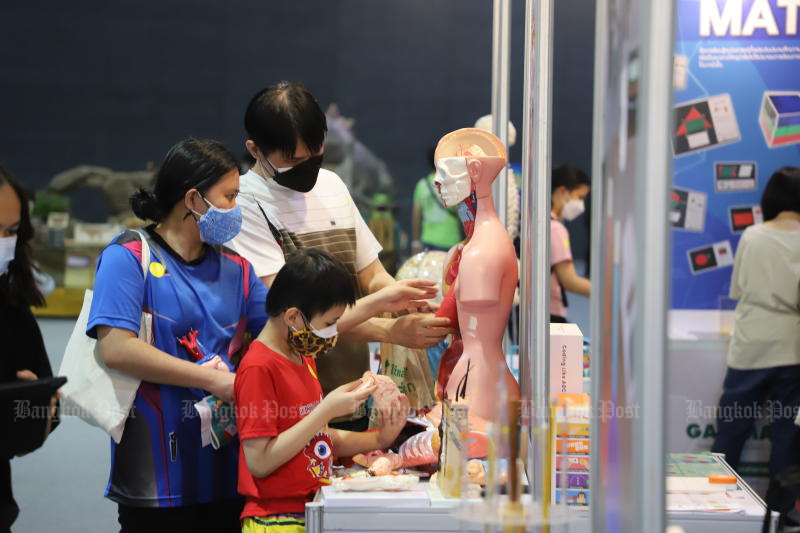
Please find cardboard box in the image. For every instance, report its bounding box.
[550,323,584,395]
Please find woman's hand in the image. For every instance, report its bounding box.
[17,370,60,438]
[321,379,376,420]
[376,394,410,449]
[207,371,235,402]
[370,279,439,315]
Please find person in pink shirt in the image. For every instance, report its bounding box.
[550,165,591,322]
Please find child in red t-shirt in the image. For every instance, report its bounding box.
[235,249,410,532]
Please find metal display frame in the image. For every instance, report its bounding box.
[589,0,674,530]
[519,0,554,508]
[303,0,780,531]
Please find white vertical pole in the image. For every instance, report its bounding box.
[589,0,608,529]
[634,0,673,528]
[491,0,511,229]
[520,0,553,503]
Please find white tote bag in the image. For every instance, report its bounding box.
[58,230,153,443]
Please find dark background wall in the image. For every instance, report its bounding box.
[0,0,595,254]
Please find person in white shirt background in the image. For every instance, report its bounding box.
[229,81,451,431]
[711,166,800,525]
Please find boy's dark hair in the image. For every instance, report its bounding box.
[761,166,800,221]
[552,164,589,192]
[130,138,239,222]
[0,165,45,307]
[266,249,357,319]
[245,81,328,161]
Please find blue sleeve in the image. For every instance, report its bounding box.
[245,262,269,336]
[87,243,145,339]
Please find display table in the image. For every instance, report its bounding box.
[305,454,776,533]
[667,310,770,494]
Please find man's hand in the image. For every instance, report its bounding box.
[387,313,453,349]
[370,279,439,315]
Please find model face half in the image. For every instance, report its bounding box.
[434,157,472,208]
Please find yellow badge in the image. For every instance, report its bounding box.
[149,262,166,278]
[307,363,318,380]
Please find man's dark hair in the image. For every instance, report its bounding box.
[245,81,328,161]
[761,166,800,221]
[552,164,589,192]
[266,249,357,319]
[0,165,44,307]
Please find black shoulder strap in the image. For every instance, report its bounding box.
[254,199,284,246]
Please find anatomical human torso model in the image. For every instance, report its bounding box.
[434,128,520,421]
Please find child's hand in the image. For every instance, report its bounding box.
[199,355,231,373]
[377,394,410,449]
[321,379,376,420]
[371,279,439,315]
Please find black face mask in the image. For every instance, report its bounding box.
[271,155,324,193]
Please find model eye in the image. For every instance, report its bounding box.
[314,441,331,460]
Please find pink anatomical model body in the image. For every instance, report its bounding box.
[433,128,520,421]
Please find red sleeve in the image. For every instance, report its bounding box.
[235,365,279,440]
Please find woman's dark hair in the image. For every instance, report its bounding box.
[130,138,239,222]
[761,166,800,221]
[266,249,357,319]
[244,81,327,161]
[552,164,589,193]
[0,165,45,307]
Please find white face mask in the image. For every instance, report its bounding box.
[562,198,586,221]
[0,235,17,276]
[434,157,472,208]
[311,323,338,339]
[263,157,292,174]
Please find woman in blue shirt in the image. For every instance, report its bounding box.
[88,138,268,532]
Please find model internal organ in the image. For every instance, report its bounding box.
[353,452,404,475]
[357,371,405,421]
[433,129,521,421]
[398,429,440,467]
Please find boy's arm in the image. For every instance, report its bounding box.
[240,379,376,479]
[241,407,331,479]
[330,429,383,458]
[330,395,410,457]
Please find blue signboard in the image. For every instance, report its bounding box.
[671,0,800,309]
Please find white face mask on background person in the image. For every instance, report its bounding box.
[0,235,17,276]
[434,157,472,208]
[561,198,586,221]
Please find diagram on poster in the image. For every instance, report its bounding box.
[670,187,706,232]
[714,162,757,192]
[759,92,800,148]
[686,241,734,274]
[729,206,763,233]
[673,94,740,156]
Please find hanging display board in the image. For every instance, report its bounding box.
[671,0,800,311]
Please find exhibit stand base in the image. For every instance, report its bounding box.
[305,455,776,533]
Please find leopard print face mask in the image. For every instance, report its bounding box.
[287,313,339,359]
